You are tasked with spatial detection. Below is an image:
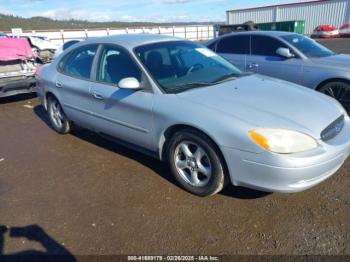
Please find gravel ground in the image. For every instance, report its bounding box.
[0,38,349,260]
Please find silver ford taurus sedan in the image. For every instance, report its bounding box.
[36,34,350,196]
[206,31,350,112]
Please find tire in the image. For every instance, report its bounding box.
[167,129,228,196]
[318,81,350,113]
[47,96,71,134]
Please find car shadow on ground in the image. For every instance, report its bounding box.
[34,104,270,200]
[0,93,37,104]
[0,224,76,262]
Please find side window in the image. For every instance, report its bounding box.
[251,35,287,56]
[97,46,141,85]
[217,35,250,54]
[61,45,97,79]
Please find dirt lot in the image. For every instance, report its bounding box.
[0,38,349,259]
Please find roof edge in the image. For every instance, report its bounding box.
[226,0,332,13]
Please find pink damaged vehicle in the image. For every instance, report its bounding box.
[0,38,38,98]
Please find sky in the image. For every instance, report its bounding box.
[0,0,309,22]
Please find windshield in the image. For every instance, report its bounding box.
[281,34,336,58]
[134,41,242,93]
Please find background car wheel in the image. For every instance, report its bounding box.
[319,81,350,113]
[168,129,228,196]
[47,96,71,134]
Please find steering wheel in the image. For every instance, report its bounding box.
[186,63,204,75]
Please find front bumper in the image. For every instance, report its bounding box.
[221,117,350,193]
[0,77,36,98]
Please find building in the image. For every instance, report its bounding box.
[226,0,350,34]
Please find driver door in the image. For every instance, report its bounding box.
[89,45,154,149]
[215,34,249,72]
[249,35,303,84]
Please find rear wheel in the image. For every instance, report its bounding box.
[319,81,350,113]
[47,96,71,134]
[167,129,228,196]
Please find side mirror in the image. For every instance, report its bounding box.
[276,47,295,58]
[118,77,141,90]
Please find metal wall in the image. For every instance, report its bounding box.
[227,0,350,34]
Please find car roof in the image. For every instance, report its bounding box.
[212,30,297,41]
[82,34,183,49]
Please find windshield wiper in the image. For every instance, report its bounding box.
[169,82,212,93]
[211,72,238,84]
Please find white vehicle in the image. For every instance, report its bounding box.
[20,35,59,63]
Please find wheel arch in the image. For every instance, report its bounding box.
[44,91,58,110]
[159,124,230,181]
[316,78,350,91]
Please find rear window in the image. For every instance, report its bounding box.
[217,35,250,54]
[59,44,97,79]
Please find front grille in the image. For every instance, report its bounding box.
[321,115,345,141]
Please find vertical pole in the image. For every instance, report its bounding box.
[196,26,199,41]
[184,26,187,39]
[274,6,279,22]
[60,29,64,44]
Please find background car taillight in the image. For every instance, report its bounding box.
[35,65,43,77]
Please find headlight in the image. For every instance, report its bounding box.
[248,128,318,154]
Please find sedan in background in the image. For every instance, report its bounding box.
[36,34,350,196]
[207,31,350,112]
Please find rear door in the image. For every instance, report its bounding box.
[248,35,303,83]
[55,44,98,129]
[216,34,250,71]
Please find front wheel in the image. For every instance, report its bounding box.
[319,81,350,113]
[167,129,228,196]
[47,96,71,134]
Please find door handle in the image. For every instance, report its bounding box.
[55,81,62,88]
[92,91,104,100]
[247,63,259,69]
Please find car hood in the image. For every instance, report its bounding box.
[176,75,343,139]
[311,54,350,70]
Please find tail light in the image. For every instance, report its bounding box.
[35,65,43,77]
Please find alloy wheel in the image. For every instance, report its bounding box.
[174,141,212,187]
[50,100,64,129]
[323,84,350,112]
